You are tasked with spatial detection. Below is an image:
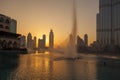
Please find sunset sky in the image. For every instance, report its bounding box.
[0,0,99,46]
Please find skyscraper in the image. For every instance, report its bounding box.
[49,29,54,49]
[27,32,32,48]
[97,0,120,46]
[20,35,26,48]
[43,34,46,48]
[77,35,85,48]
[33,36,36,49]
[84,34,88,46]
[38,34,46,50]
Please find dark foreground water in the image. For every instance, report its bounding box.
[0,52,120,80]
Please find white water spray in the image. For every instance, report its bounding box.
[65,0,77,58]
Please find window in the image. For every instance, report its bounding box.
[0,25,3,28]
[5,26,9,29]
[5,19,10,24]
[0,17,4,22]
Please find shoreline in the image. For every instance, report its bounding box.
[0,49,28,55]
[78,52,120,59]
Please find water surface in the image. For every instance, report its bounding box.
[0,52,120,80]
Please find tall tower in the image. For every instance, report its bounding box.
[49,29,54,49]
[97,0,120,46]
[84,34,88,46]
[27,32,32,48]
[33,36,36,49]
[43,34,46,48]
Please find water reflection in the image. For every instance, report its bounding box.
[53,59,97,80]
[96,57,120,80]
[0,55,19,80]
[0,53,120,80]
[7,54,51,80]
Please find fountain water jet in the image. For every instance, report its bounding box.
[55,0,78,59]
[65,0,77,58]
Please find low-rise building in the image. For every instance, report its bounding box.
[20,35,26,48]
[0,14,21,50]
[38,34,46,50]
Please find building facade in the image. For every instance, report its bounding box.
[10,19,17,33]
[84,34,88,46]
[49,29,54,49]
[0,14,20,49]
[33,36,36,49]
[77,36,85,47]
[43,34,46,48]
[0,14,11,32]
[97,0,120,47]
[27,32,32,49]
[20,35,26,48]
[38,39,44,49]
[38,34,46,50]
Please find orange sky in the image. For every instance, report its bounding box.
[0,0,99,46]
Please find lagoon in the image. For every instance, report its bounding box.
[0,52,120,80]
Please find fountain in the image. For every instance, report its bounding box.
[64,0,78,59]
[54,0,78,59]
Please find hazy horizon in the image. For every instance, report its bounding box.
[0,0,99,46]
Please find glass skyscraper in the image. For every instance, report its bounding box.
[49,29,54,49]
[97,0,120,46]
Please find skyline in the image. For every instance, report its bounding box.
[0,0,99,46]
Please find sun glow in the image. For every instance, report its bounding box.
[45,51,50,55]
[46,38,49,47]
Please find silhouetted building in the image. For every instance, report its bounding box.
[27,32,32,49]
[43,34,46,48]
[89,41,101,52]
[84,34,88,46]
[38,34,46,50]
[97,0,120,47]
[49,29,54,49]
[0,14,11,32]
[0,14,20,49]
[33,36,36,49]
[38,39,44,49]
[77,36,84,47]
[77,35,88,53]
[20,35,26,48]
